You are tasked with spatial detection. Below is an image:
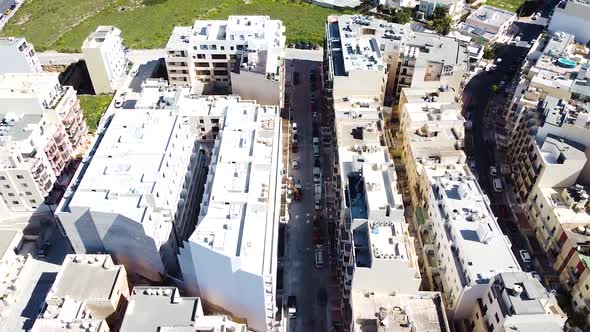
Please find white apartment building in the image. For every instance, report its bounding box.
[0,37,42,74]
[33,254,130,332]
[458,5,516,44]
[178,98,282,332]
[549,0,590,44]
[165,16,285,105]
[325,15,410,109]
[350,290,451,332]
[57,84,210,282]
[0,73,88,153]
[426,174,521,319]
[120,286,246,332]
[418,0,465,19]
[332,107,421,329]
[82,26,128,94]
[465,272,566,332]
[379,0,417,9]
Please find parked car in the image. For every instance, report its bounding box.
[130,68,138,77]
[292,122,298,135]
[489,166,498,177]
[499,81,506,88]
[292,134,298,145]
[519,250,532,264]
[291,160,299,169]
[493,178,503,192]
[4,9,11,15]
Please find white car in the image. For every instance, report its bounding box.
[130,68,139,77]
[519,250,532,264]
[489,166,497,177]
[114,92,126,108]
[292,122,298,135]
[291,160,299,169]
[315,201,321,210]
[493,178,503,192]
[499,81,506,88]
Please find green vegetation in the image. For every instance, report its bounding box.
[79,95,112,132]
[2,0,346,52]
[486,0,527,12]
[430,6,452,35]
[483,45,495,60]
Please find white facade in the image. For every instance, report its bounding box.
[418,0,465,19]
[466,272,566,332]
[0,37,42,74]
[165,15,285,100]
[426,174,521,319]
[0,73,87,218]
[57,84,209,281]
[81,26,127,94]
[549,0,590,44]
[178,98,282,332]
[380,0,417,8]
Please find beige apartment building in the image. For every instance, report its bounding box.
[82,26,128,94]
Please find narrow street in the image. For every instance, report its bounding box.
[283,56,330,332]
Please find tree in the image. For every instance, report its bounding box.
[483,45,495,60]
[390,7,412,24]
[433,5,448,20]
[432,15,452,35]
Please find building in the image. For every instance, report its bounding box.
[418,0,465,19]
[554,234,590,323]
[380,0,417,9]
[425,174,521,318]
[0,37,42,74]
[0,73,89,153]
[458,5,516,44]
[324,15,468,112]
[120,286,246,332]
[464,272,566,332]
[57,83,210,281]
[165,16,285,105]
[81,26,128,94]
[549,0,590,44]
[331,105,421,327]
[33,254,129,332]
[350,290,450,332]
[325,15,410,110]
[306,0,362,8]
[177,98,282,332]
[0,73,87,217]
[398,95,466,215]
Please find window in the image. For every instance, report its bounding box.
[12,201,19,205]
[25,192,32,195]
[220,46,225,50]
[29,199,36,204]
[495,313,499,323]
[8,193,14,197]
[585,284,589,291]
[197,54,206,59]
[21,183,28,188]
[16,175,24,179]
[200,45,209,50]
[0,176,4,180]
[488,292,493,303]
[3,185,9,189]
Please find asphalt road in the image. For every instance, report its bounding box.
[284,57,330,332]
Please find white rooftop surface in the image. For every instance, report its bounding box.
[368,221,409,260]
[0,72,58,98]
[336,120,390,178]
[542,187,590,224]
[334,15,409,73]
[436,176,520,282]
[404,102,463,123]
[66,108,177,221]
[82,26,121,48]
[351,290,446,332]
[190,102,280,274]
[468,5,516,29]
[363,162,400,212]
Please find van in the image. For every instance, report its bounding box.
[493,178,503,192]
[314,246,323,268]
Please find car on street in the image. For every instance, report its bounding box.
[292,122,298,135]
[114,92,126,108]
[287,296,297,318]
[315,245,324,268]
[493,178,503,192]
[290,143,298,153]
[489,166,498,177]
[130,68,138,77]
[292,134,298,145]
[4,9,11,15]
[519,250,532,264]
[499,81,506,88]
[291,160,299,169]
[315,201,321,210]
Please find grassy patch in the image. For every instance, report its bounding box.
[78,95,112,132]
[2,0,344,52]
[485,0,526,12]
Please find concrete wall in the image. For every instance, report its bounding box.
[333,70,385,102]
[231,71,280,106]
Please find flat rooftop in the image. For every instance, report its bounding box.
[48,255,121,301]
[404,32,469,71]
[351,290,448,332]
[541,186,590,225]
[467,5,516,29]
[495,272,555,316]
[434,175,521,283]
[61,107,178,222]
[82,26,121,48]
[538,136,586,165]
[0,72,59,97]
[327,15,409,75]
[121,287,246,332]
[189,101,281,274]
